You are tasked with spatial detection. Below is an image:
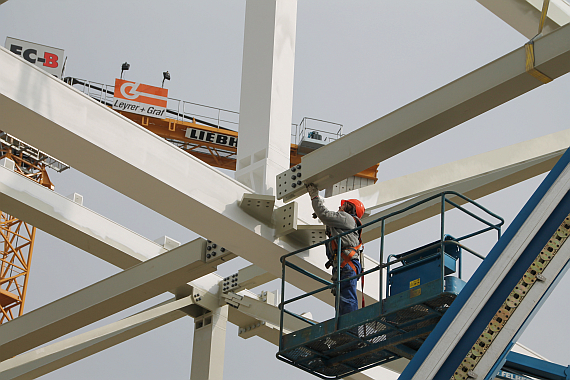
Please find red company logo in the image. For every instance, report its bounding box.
[114,79,168,108]
[9,44,59,68]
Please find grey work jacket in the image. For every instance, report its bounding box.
[311,196,360,250]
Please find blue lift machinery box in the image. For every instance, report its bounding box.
[388,236,461,297]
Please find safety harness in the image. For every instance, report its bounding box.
[329,215,366,307]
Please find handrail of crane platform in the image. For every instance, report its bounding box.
[64,77,330,144]
[278,191,504,351]
[63,77,239,130]
[294,117,344,147]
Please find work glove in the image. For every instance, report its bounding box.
[306,183,319,199]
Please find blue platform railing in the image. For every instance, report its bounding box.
[278,191,504,354]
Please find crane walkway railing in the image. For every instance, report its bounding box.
[64,77,239,131]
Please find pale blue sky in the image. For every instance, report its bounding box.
[1,1,569,378]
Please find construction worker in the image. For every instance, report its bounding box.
[306,183,365,315]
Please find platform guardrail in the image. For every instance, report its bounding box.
[278,191,504,353]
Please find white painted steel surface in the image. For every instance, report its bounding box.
[330,128,570,218]
[0,297,193,380]
[236,0,297,195]
[293,129,568,244]
[190,306,229,380]
[277,22,570,201]
[0,165,163,269]
[477,0,570,38]
[0,238,206,361]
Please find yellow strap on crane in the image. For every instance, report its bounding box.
[524,0,553,84]
[538,0,551,35]
[524,42,553,84]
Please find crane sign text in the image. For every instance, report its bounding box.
[113,79,168,118]
[5,37,64,78]
[184,128,238,149]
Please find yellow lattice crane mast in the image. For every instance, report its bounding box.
[0,132,69,324]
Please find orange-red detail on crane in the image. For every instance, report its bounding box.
[64,77,379,179]
[117,111,379,179]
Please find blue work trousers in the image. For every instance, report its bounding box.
[328,246,361,315]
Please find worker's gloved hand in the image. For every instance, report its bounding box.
[306,183,319,199]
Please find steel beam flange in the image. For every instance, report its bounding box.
[274,202,298,237]
[222,273,239,293]
[238,194,275,224]
[276,164,304,200]
[204,240,232,263]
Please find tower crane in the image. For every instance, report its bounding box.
[64,77,379,192]
[0,132,69,323]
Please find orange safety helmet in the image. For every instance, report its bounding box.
[341,199,365,219]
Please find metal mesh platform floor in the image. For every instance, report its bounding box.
[277,278,464,379]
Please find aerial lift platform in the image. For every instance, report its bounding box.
[278,146,570,380]
[276,192,504,379]
[398,140,570,380]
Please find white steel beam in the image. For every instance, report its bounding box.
[225,291,308,335]
[236,0,297,195]
[360,150,553,243]
[0,165,162,269]
[277,22,570,201]
[235,264,276,292]
[190,306,229,380]
[328,128,570,218]
[0,238,208,361]
[192,282,403,378]
[0,280,315,380]
[339,129,570,242]
[477,0,570,39]
[0,297,193,380]
[190,273,310,337]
